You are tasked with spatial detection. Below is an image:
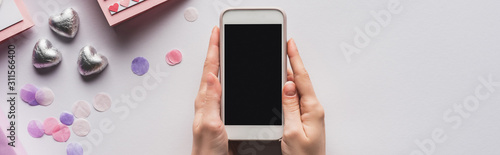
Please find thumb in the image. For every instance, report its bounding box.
[282,81,304,135]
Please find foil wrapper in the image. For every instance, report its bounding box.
[77,46,108,76]
[49,8,79,38]
[32,39,62,68]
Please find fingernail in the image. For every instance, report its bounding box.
[284,81,296,96]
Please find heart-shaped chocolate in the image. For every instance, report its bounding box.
[49,8,79,38]
[32,39,62,68]
[77,46,108,76]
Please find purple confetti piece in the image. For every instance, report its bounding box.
[27,120,44,138]
[20,84,39,106]
[131,57,149,76]
[66,143,84,155]
[60,111,74,126]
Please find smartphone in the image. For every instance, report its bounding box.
[220,8,286,140]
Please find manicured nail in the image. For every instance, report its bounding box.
[284,81,296,96]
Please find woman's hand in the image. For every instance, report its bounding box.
[192,26,229,155]
[281,39,326,155]
[192,27,326,155]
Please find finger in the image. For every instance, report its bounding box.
[282,81,305,138]
[287,39,324,122]
[203,72,222,119]
[287,39,316,99]
[287,67,294,81]
[205,26,220,76]
[199,26,221,92]
[196,26,220,112]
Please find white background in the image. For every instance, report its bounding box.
[1,0,500,154]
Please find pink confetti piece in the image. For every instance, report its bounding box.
[43,117,59,135]
[35,87,55,106]
[72,100,91,118]
[52,124,70,142]
[72,119,91,137]
[27,120,44,138]
[166,49,182,66]
[184,7,198,22]
[93,93,112,112]
[20,84,39,106]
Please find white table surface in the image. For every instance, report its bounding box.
[2,0,500,154]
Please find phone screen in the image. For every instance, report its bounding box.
[224,24,282,125]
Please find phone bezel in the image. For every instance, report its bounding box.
[220,8,287,140]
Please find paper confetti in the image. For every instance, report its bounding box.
[166,49,182,66]
[72,119,91,137]
[72,100,91,118]
[67,143,84,155]
[184,7,198,22]
[43,117,59,135]
[35,87,55,106]
[60,111,75,126]
[52,124,70,142]
[27,120,44,138]
[93,93,112,112]
[20,84,39,106]
[131,57,149,76]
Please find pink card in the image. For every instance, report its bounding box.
[97,0,169,26]
[0,109,28,155]
[0,0,34,44]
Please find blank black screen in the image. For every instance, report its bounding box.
[224,24,282,125]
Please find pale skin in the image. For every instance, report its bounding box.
[193,26,325,155]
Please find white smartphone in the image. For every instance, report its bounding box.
[220,8,286,140]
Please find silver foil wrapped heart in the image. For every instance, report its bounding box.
[77,46,108,76]
[49,8,79,38]
[32,39,62,68]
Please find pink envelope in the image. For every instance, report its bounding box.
[0,0,34,44]
[97,0,169,26]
